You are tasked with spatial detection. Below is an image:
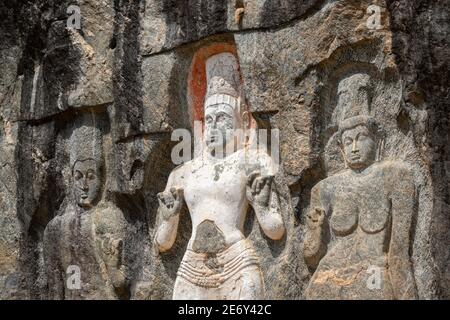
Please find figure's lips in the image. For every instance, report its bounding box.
[81,194,88,199]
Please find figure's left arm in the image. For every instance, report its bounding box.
[246,152,286,240]
[98,209,127,296]
[103,235,126,294]
[388,163,418,299]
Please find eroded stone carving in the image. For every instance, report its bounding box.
[303,73,418,300]
[154,52,285,300]
[44,119,128,299]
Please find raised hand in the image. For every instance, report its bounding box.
[246,170,274,208]
[157,187,184,221]
[306,207,326,230]
[101,235,123,266]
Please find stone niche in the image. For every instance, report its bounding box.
[0,0,448,300]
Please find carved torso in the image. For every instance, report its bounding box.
[44,201,126,299]
[173,149,251,251]
[326,165,391,258]
[306,161,413,299]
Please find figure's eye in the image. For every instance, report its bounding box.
[205,116,213,124]
[217,112,231,123]
[358,133,368,141]
[74,171,82,180]
[344,138,352,146]
[87,172,96,180]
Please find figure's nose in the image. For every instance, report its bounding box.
[82,178,89,191]
[352,140,359,153]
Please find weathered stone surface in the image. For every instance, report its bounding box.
[386,0,450,299]
[139,0,322,55]
[0,0,448,300]
[0,1,21,298]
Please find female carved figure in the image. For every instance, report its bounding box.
[155,53,285,300]
[303,74,418,299]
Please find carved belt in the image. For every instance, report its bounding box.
[177,238,260,288]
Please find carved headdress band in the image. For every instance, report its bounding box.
[204,52,241,113]
[338,115,371,132]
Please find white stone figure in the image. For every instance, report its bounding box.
[154,53,285,300]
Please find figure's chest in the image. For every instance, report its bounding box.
[329,176,390,236]
[183,160,247,207]
[60,212,98,267]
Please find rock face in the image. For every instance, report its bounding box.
[0,0,448,299]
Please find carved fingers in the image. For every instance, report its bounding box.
[100,235,123,268]
[157,187,184,220]
[306,207,326,229]
[246,170,274,208]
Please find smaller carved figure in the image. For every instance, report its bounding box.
[44,123,127,299]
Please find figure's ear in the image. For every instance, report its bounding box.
[376,138,385,162]
[337,135,348,169]
[240,110,249,147]
[338,144,349,169]
[241,108,252,129]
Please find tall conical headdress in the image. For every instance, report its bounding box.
[204,52,241,112]
[330,72,378,134]
[332,73,372,126]
[69,113,103,172]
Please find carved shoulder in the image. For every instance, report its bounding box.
[384,160,413,175]
[309,171,351,208]
[310,180,323,195]
[165,163,188,189]
[45,204,76,235]
[242,148,276,175]
[94,201,127,234]
[380,160,415,187]
[44,215,62,239]
[309,180,326,206]
[312,171,346,194]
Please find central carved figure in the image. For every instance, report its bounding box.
[155,53,285,300]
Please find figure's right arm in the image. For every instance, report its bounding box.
[43,218,65,299]
[154,169,184,253]
[303,183,328,269]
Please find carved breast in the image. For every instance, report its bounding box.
[330,172,391,238]
[358,196,391,234]
[330,194,359,237]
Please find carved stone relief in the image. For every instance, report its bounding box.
[0,0,447,301]
[154,52,285,300]
[44,115,128,299]
[303,73,418,299]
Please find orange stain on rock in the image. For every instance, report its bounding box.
[188,43,239,127]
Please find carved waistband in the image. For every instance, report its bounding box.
[177,238,260,288]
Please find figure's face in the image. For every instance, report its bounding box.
[204,103,237,153]
[72,159,101,209]
[341,125,377,170]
